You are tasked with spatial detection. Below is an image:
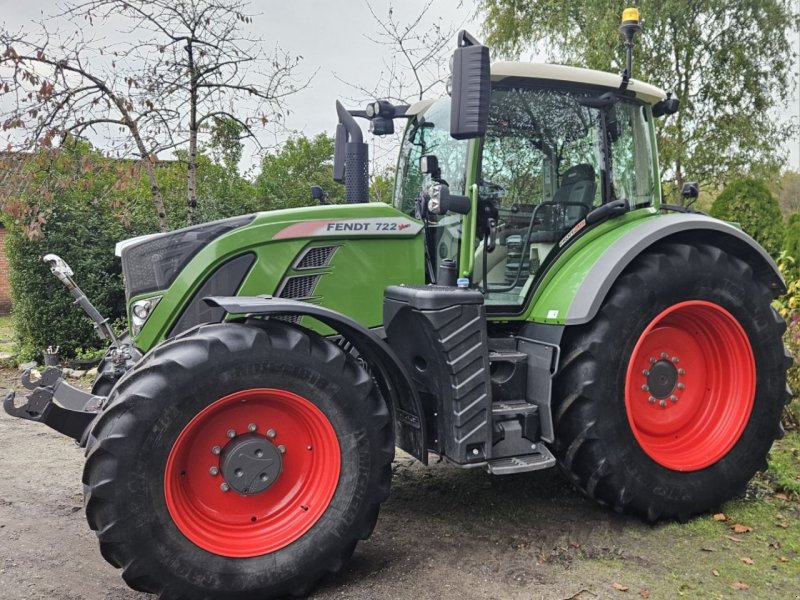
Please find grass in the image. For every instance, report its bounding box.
[0,314,14,355]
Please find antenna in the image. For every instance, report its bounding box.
[619,7,641,91]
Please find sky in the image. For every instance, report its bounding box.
[0,0,798,174]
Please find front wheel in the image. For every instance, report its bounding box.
[553,242,791,521]
[83,321,393,599]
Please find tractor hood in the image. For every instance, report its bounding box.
[119,202,425,351]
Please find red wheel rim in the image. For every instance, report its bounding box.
[164,389,340,557]
[624,301,755,471]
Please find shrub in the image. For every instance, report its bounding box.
[710,178,785,258]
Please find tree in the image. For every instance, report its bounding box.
[350,1,458,104]
[255,134,345,210]
[710,178,785,258]
[775,171,800,216]
[0,29,171,230]
[1,0,308,228]
[478,0,799,199]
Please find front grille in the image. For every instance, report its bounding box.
[295,245,338,270]
[121,214,254,299]
[277,274,321,300]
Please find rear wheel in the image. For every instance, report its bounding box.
[553,243,791,521]
[83,320,393,599]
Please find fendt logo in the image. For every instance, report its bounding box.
[275,218,422,239]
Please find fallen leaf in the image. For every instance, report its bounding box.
[731,523,753,534]
[776,522,789,529]
[712,569,720,577]
[725,535,744,543]
[740,557,754,565]
[778,556,789,562]
[774,493,790,501]
[612,582,629,592]
[713,512,727,521]
[769,540,781,549]
[701,546,715,552]
[639,591,649,599]
[731,581,750,591]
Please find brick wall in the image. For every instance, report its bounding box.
[0,226,11,315]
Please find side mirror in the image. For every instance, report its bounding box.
[419,154,442,182]
[449,30,491,140]
[681,181,700,202]
[653,93,680,118]
[311,185,332,205]
[428,183,471,215]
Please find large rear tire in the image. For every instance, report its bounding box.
[83,320,393,599]
[553,242,791,521]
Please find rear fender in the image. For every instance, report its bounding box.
[205,295,428,463]
[529,213,784,326]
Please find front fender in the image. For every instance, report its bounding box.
[529,213,784,326]
[205,295,428,463]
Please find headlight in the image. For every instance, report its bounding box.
[131,296,162,336]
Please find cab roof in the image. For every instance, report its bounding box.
[406,61,669,116]
[490,62,668,105]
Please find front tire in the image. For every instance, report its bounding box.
[553,242,791,521]
[83,320,393,599]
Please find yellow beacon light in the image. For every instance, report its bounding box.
[622,7,640,24]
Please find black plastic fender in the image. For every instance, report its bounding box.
[204,295,428,463]
[565,213,785,325]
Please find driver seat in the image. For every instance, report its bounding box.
[554,164,596,221]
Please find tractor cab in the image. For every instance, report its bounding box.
[394,63,668,311]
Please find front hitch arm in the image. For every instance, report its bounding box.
[43,253,119,347]
[3,367,104,443]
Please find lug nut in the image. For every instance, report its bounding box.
[648,396,656,404]
[209,466,219,476]
[659,400,667,407]
[672,356,679,363]
[278,444,286,454]
[211,446,221,455]
[678,368,686,376]
[248,423,258,432]
[670,394,678,402]
[642,369,650,376]
[650,357,657,364]
[226,429,236,439]
[660,352,668,359]
[220,483,230,492]
[677,383,685,390]
[641,384,649,391]
[267,429,276,439]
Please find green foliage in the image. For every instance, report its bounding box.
[1,139,262,360]
[370,169,396,204]
[2,143,152,360]
[255,134,346,210]
[710,179,785,258]
[478,0,798,198]
[785,214,800,265]
[775,254,800,431]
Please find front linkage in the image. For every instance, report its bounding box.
[2,254,138,444]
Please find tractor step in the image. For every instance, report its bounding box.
[486,444,555,475]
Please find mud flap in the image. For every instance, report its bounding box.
[3,367,103,443]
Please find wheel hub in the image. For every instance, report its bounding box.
[646,359,678,398]
[219,433,283,495]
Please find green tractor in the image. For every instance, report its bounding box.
[4,10,791,600]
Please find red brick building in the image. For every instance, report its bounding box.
[0,224,11,314]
